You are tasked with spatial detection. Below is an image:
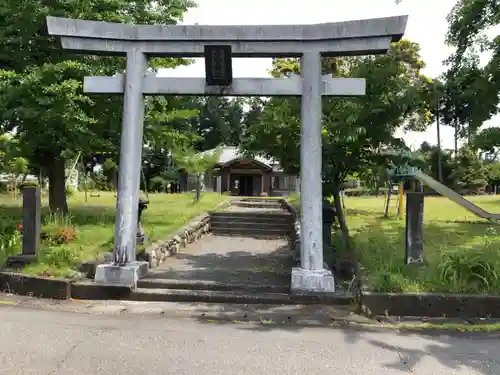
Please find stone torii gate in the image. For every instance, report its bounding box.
[46,15,407,292]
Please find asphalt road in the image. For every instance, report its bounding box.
[0,305,498,375]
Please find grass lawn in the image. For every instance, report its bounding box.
[289,194,500,293]
[346,195,500,293]
[0,191,226,279]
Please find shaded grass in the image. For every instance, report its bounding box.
[362,321,500,333]
[346,195,500,293]
[0,192,226,278]
[288,194,500,293]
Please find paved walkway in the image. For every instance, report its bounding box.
[146,234,292,287]
[145,201,293,288]
[0,303,498,374]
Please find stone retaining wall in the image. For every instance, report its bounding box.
[138,199,231,269]
[140,214,211,268]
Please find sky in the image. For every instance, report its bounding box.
[159,0,499,151]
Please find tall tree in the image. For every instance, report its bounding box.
[172,146,221,202]
[242,40,434,243]
[444,0,499,149]
[0,0,196,214]
[191,97,245,150]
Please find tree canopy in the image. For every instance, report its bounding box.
[0,0,196,213]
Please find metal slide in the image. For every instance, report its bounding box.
[413,171,500,221]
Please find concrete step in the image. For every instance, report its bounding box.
[137,278,290,294]
[232,202,283,209]
[210,227,291,237]
[210,221,292,231]
[210,212,293,221]
[237,198,283,204]
[210,219,293,227]
[210,214,293,223]
[129,288,354,305]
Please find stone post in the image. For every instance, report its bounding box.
[7,186,40,267]
[216,175,222,194]
[405,192,424,264]
[322,198,335,249]
[136,198,148,245]
[94,49,149,286]
[291,51,335,293]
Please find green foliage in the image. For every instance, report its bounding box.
[149,176,170,192]
[416,141,455,187]
[442,0,499,147]
[473,127,500,153]
[243,40,434,196]
[65,185,75,197]
[173,147,221,176]
[173,147,221,202]
[451,147,488,193]
[485,162,500,187]
[19,180,39,189]
[439,251,498,292]
[0,0,196,214]
[0,215,21,266]
[37,246,78,269]
[0,134,29,178]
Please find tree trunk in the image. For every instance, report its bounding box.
[48,153,69,215]
[112,170,118,190]
[332,186,350,248]
[195,174,201,202]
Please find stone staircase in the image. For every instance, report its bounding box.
[209,198,294,237]
[116,198,353,306]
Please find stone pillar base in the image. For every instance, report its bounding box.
[291,267,335,293]
[94,261,148,287]
[7,254,37,268]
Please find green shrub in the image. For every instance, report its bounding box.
[65,185,75,197]
[19,180,39,189]
[38,246,78,268]
[0,216,21,267]
[439,251,498,292]
[149,176,169,192]
[0,181,8,192]
[344,187,388,197]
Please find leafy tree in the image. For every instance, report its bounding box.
[473,126,500,160]
[0,0,196,214]
[485,161,500,192]
[0,134,29,197]
[172,147,221,202]
[399,0,499,152]
[417,142,455,187]
[188,97,245,151]
[243,40,434,244]
[451,146,488,193]
[444,0,499,150]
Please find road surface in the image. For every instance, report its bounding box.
[0,305,498,375]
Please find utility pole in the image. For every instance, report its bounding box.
[436,99,443,183]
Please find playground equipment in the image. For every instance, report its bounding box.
[384,165,418,218]
[387,166,500,221]
[383,180,405,218]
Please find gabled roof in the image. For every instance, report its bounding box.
[201,146,282,170]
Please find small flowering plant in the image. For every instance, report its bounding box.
[41,225,77,245]
[17,216,77,245]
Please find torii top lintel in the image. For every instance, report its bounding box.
[46,15,408,58]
